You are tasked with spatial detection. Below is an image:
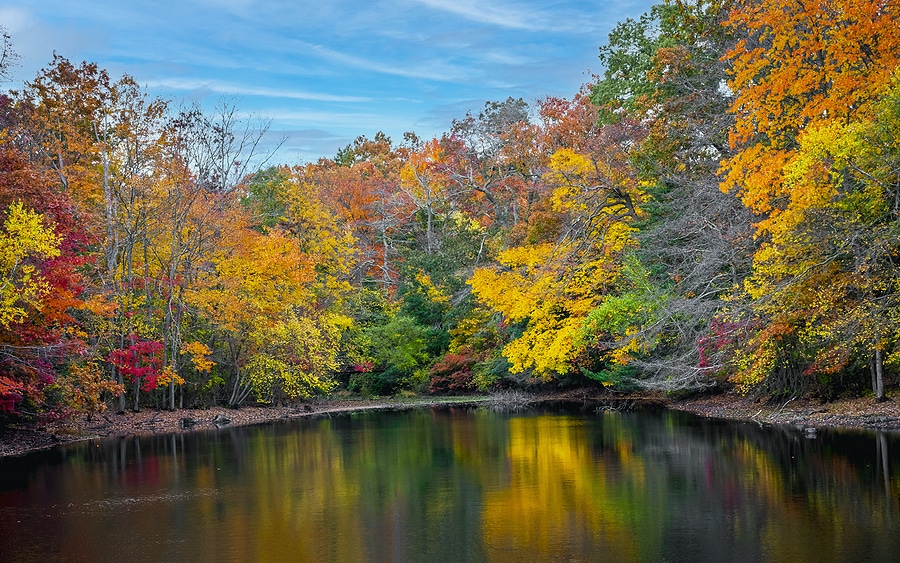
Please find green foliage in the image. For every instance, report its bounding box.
[347,314,433,395]
[580,255,665,366]
[592,4,677,124]
[242,167,290,231]
[367,315,429,372]
[472,356,512,391]
[580,364,640,391]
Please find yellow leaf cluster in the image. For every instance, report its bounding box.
[470,240,605,377]
[157,365,185,388]
[191,229,316,332]
[53,361,124,415]
[180,341,215,373]
[0,202,62,328]
[414,272,449,304]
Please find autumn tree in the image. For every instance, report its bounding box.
[445,97,534,229]
[0,143,111,419]
[586,0,755,390]
[314,133,411,287]
[721,0,900,396]
[9,57,169,410]
[470,94,648,379]
[150,102,275,409]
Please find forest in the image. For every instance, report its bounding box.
[1,0,899,422]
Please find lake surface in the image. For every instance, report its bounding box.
[1,404,899,562]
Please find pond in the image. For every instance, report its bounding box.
[1,405,899,562]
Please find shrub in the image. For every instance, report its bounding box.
[428,353,477,395]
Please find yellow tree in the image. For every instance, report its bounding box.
[0,201,62,414]
[188,217,318,405]
[722,0,900,395]
[470,100,648,378]
[0,201,60,328]
[190,163,356,405]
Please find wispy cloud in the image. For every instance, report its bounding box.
[307,44,467,82]
[264,109,389,128]
[409,0,541,30]
[144,78,370,103]
[408,0,609,34]
[6,0,657,161]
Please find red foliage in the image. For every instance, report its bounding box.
[0,376,23,413]
[0,359,56,415]
[0,146,94,339]
[0,147,95,417]
[697,316,753,374]
[109,339,164,392]
[428,353,477,395]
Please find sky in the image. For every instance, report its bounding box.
[1,0,656,164]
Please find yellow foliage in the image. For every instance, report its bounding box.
[470,238,618,378]
[54,361,124,415]
[497,243,555,271]
[190,228,316,332]
[157,365,185,388]
[245,310,341,403]
[0,202,62,328]
[414,272,450,304]
[180,341,215,373]
[547,149,593,212]
[469,133,646,378]
[503,315,587,375]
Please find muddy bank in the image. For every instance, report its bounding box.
[2,391,898,458]
[671,393,900,431]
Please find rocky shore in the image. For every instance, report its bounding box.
[1,391,898,458]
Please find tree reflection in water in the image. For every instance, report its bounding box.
[1,406,898,562]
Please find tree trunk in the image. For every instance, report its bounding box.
[871,355,878,396]
[875,348,885,402]
[115,364,125,414]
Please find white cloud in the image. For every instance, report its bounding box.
[144,78,371,102]
[308,44,467,82]
[409,0,540,30]
[407,0,608,33]
[263,109,387,128]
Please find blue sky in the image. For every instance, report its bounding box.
[2,0,656,163]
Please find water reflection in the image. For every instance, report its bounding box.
[1,406,899,562]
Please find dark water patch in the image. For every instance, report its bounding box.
[1,405,898,562]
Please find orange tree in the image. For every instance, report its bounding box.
[721,0,900,396]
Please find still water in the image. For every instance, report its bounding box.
[1,405,899,562]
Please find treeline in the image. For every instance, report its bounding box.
[1,0,899,421]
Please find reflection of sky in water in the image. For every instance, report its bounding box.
[1,407,898,562]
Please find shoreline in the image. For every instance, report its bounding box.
[2,391,899,459]
[0,396,497,459]
[669,393,900,431]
